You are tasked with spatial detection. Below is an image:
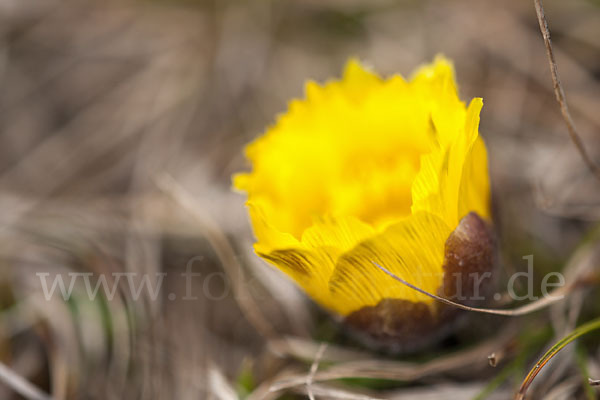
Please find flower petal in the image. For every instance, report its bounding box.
[328,212,452,315]
[458,104,490,220]
[411,98,485,227]
[243,199,301,253]
[258,215,375,312]
[301,215,375,252]
[258,247,335,310]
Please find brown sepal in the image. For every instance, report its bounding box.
[344,212,496,353]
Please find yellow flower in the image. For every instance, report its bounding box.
[234,56,493,347]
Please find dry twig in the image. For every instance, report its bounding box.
[156,174,277,339]
[307,343,328,400]
[0,362,52,400]
[270,324,517,391]
[297,384,386,400]
[533,0,600,181]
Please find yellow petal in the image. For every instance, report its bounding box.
[244,199,300,253]
[411,98,485,227]
[301,215,375,252]
[258,215,375,312]
[458,104,490,220]
[328,212,452,315]
[258,247,334,309]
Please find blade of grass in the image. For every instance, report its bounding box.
[515,317,600,400]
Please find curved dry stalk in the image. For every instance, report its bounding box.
[533,0,600,182]
[374,262,575,317]
[156,174,277,339]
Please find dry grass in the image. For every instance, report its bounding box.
[0,0,599,399]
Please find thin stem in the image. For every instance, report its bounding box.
[533,0,600,181]
[0,362,51,400]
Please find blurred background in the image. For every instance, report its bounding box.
[0,0,600,399]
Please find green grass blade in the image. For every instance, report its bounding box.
[516,317,600,400]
